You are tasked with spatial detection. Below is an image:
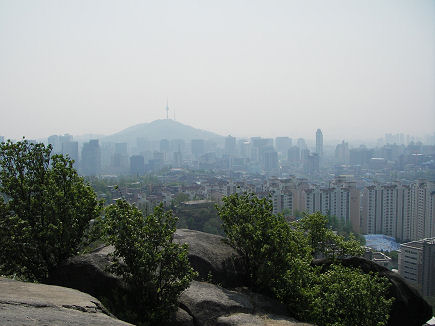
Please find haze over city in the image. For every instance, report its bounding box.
[1,0,434,141]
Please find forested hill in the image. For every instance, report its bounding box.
[104,119,223,143]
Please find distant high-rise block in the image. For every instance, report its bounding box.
[287,146,300,163]
[48,135,61,153]
[410,180,435,241]
[62,141,79,165]
[130,155,145,175]
[303,177,360,232]
[361,183,412,242]
[275,137,292,153]
[80,139,101,176]
[115,142,128,155]
[263,150,279,172]
[335,140,349,164]
[191,139,205,158]
[315,129,323,157]
[225,135,236,156]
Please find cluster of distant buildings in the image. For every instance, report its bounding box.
[29,127,434,181]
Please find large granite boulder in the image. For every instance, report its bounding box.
[312,256,433,326]
[0,276,132,326]
[47,245,124,302]
[49,229,246,297]
[173,229,247,287]
[179,281,313,326]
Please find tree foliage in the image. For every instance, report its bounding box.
[102,200,196,325]
[306,265,394,326]
[217,193,311,295]
[294,212,364,259]
[0,140,101,281]
[217,192,393,326]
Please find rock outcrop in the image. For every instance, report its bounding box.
[0,276,132,326]
[173,229,247,287]
[47,229,432,326]
[312,256,433,326]
[179,281,312,326]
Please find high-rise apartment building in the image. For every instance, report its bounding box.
[263,150,279,172]
[335,140,350,164]
[399,238,435,296]
[361,183,412,242]
[62,141,79,165]
[80,139,101,176]
[315,129,323,157]
[302,177,360,232]
[360,180,435,242]
[130,155,145,175]
[411,180,435,240]
[225,135,236,156]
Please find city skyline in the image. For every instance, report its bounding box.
[1,0,434,140]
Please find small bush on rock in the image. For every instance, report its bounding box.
[102,200,196,325]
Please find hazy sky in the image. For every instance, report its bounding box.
[0,0,434,141]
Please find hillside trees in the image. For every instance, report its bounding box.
[0,140,101,281]
[217,192,393,326]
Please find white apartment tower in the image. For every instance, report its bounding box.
[302,177,360,232]
[410,181,435,240]
[361,183,412,242]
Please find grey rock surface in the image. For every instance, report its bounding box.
[179,281,314,326]
[216,313,314,326]
[174,307,194,326]
[0,277,132,326]
[174,229,247,287]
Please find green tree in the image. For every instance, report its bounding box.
[102,200,196,325]
[0,139,101,281]
[217,193,311,297]
[217,193,392,326]
[306,265,393,326]
[294,212,363,259]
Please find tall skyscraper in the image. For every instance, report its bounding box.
[80,139,101,176]
[225,135,236,156]
[315,129,323,157]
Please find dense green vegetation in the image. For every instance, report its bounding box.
[217,192,393,326]
[0,140,101,281]
[98,200,196,325]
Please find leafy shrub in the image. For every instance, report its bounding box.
[294,212,364,259]
[102,200,196,325]
[306,265,394,326]
[0,140,101,281]
[217,193,311,295]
